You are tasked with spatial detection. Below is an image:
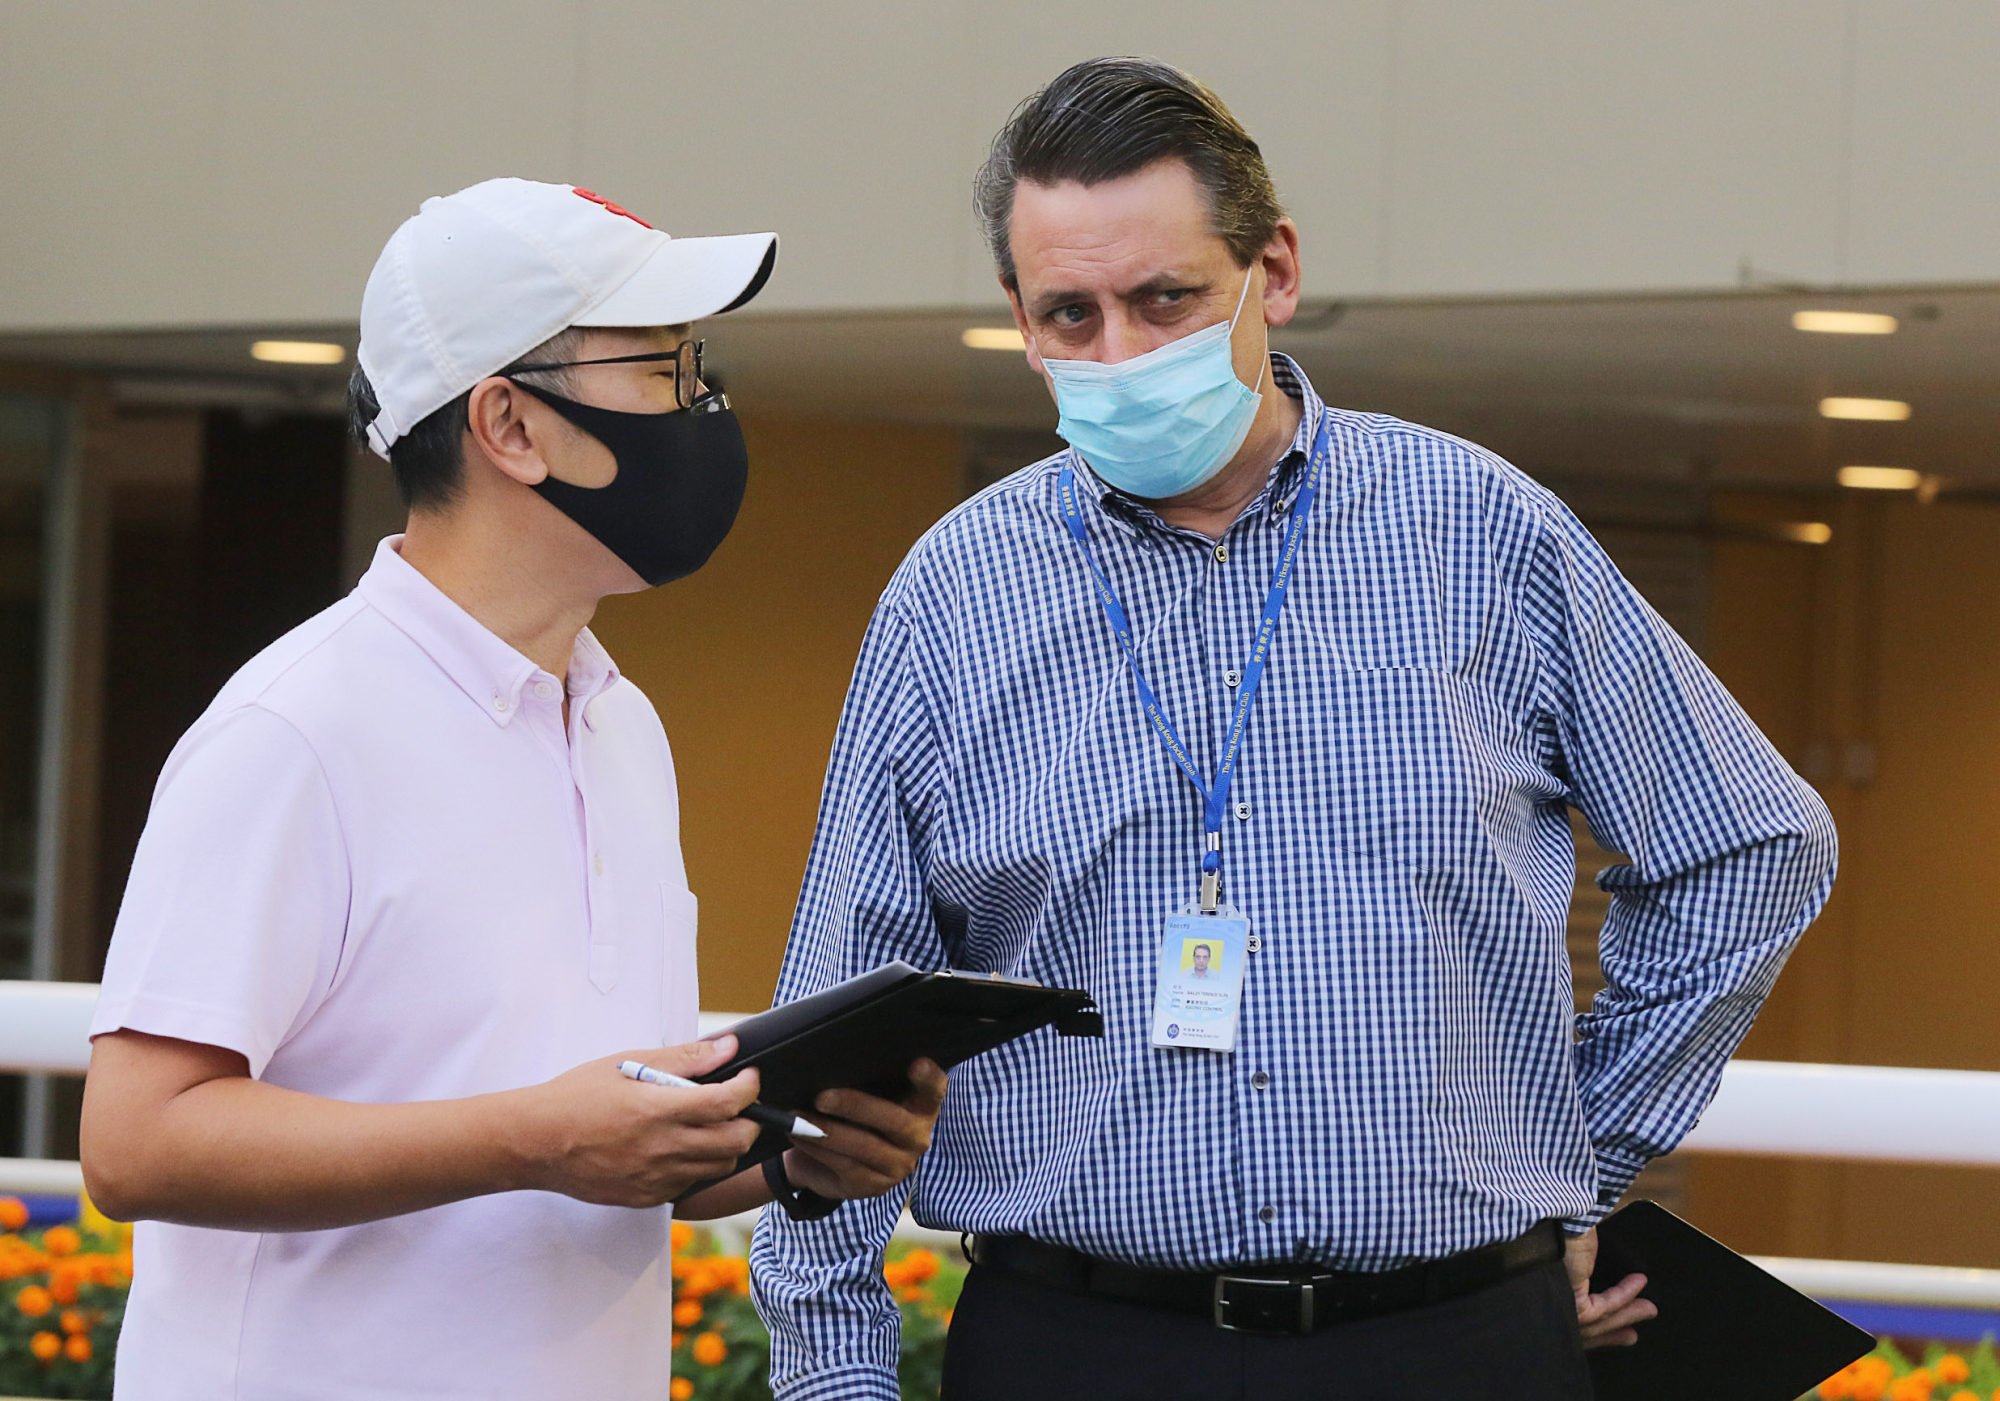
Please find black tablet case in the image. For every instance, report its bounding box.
[694,960,1102,1175]
[1587,1201,1875,1401]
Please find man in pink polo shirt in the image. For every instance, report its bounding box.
[79,178,945,1400]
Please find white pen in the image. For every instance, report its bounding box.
[616,1059,827,1140]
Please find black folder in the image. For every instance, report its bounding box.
[1587,1201,1875,1401]
[694,960,1103,1175]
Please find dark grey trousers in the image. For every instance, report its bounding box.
[939,1256,1594,1401]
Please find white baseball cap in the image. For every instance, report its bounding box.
[356,177,777,458]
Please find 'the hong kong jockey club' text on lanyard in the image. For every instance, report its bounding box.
[1057,414,1330,914]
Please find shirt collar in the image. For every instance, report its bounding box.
[1068,352,1327,536]
[355,537,621,728]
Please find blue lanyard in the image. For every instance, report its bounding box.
[1058,417,1330,912]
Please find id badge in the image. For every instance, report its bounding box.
[1150,903,1251,1051]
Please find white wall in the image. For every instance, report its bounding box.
[2,0,1996,333]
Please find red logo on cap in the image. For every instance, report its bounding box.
[573,188,654,229]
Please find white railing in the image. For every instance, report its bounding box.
[0,980,95,1074]
[5,982,1997,1310]
[1679,1060,2000,1166]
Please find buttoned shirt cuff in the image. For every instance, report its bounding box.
[1564,1147,1651,1233]
[772,1363,902,1401]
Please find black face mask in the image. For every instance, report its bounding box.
[509,381,749,587]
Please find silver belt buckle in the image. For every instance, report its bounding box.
[1212,1274,1315,1334]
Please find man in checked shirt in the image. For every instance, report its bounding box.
[752,57,1836,1401]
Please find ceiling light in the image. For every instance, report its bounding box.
[1774,522,1833,545]
[1792,310,1898,335]
[1837,466,1922,491]
[1819,397,1911,422]
[251,340,347,365]
[961,327,1026,352]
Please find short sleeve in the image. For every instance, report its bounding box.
[91,704,351,1077]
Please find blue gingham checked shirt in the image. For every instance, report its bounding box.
[750,356,1836,1400]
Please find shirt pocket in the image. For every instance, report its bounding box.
[1299,665,1505,873]
[660,885,700,1044]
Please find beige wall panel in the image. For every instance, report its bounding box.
[10,5,2000,326]
[1380,0,1849,295]
[0,5,232,328]
[1845,2,2000,285]
[574,0,975,315]
[201,0,584,326]
[954,0,1397,306]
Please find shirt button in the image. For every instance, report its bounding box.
[1224,669,1242,688]
[1251,1071,1271,1090]
[1258,1206,1277,1224]
[492,695,510,713]
[1234,801,1251,821]
[533,679,558,701]
[1213,543,1229,564]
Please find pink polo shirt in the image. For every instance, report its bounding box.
[92,537,700,1400]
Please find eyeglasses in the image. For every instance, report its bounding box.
[505,338,708,411]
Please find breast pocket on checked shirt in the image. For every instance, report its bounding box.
[1306,665,1494,873]
[660,885,700,1045]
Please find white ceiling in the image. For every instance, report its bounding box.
[5,286,1995,495]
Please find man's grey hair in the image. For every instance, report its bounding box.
[973,56,1285,291]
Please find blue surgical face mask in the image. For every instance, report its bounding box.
[1042,266,1266,500]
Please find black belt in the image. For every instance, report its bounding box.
[971,1222,1564,1336]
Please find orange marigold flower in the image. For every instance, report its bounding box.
[0,1198,28,1231]
[17,1284,54,1317]
[673,1299,703,1328]
[670,1380,695,1401]
[1821,1374,1852,1400]
[691,1331,727,1367]
[896,1285,924,1303]
[1938,1356,1971,1385]
[60,1308,89,1335]
[1888,1376,1929,1401]
[672,1332,685,1350]
[670,1221,695,1253]
[902,1249,939,1283]
[64,1332,92,1363]
[48,1269,81,1306]
[41,1226,81,1258]
[30,1330,62,1362]
[1949,1391,1978,1401]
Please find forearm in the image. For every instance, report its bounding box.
[1573,921,1802,1209]
[88,1075,542,1231]
[675,1164,772,1220]
[752,1189,911,1400]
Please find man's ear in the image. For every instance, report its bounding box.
[1258,218,1304,331]
[1004,282,1046,376]
[466,377,550,487]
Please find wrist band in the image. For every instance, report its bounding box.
[763,1154,840,1221]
